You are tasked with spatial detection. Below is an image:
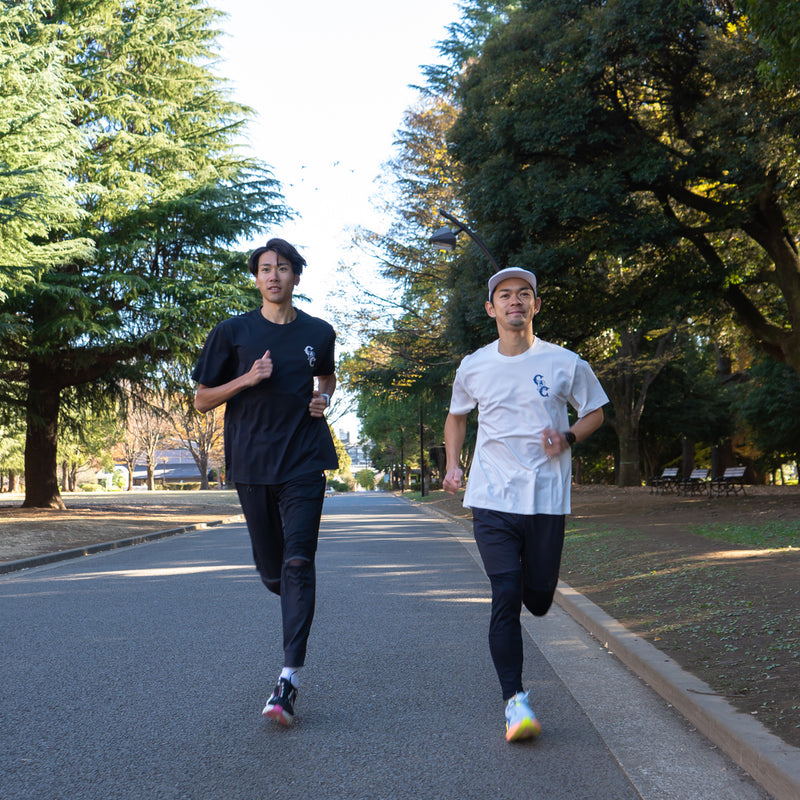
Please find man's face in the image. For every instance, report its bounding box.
[255,250,299,305]
[485,277,541,330]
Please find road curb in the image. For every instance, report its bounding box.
[0,514,244,575]
[414,498,800,800]
[555,583,800,800]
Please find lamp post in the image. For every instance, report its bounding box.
[419,397,426,497]
[428,208,502,273]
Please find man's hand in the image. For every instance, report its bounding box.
[246,349,273,385]
[542,427,569,457]
[443,467,464,495]
[308,389,328,418]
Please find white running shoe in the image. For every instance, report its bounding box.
[505,690,542,742]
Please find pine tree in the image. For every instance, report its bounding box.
[0,0,90,296]
[1,0,289,507]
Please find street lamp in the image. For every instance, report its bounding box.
[428,208,502,273]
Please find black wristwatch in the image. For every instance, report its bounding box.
[563,431,577,447]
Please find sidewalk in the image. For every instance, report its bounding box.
[424,502,800,800]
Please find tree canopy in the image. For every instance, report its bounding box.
[0,0,288,507]
[448,0,800,376]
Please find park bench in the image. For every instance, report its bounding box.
[710,466,747,497]
[679,468,710,496]
[649,467,679,495]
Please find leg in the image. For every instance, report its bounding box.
[472,508,526,700]
[276,471,326,668]
[520,515,565,618]
[236,483,283,595]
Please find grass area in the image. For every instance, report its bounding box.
[688,520,800,550]
[562,521,800,746]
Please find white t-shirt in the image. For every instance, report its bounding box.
[449,337,608,515]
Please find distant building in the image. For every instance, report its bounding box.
[338,429,372,473]
[123,449,207,486]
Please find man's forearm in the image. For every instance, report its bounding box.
[570,407,604,443]
[444,413,467,470]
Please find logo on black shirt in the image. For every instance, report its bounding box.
[304,346,317,367]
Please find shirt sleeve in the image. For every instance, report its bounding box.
[449,362,477,415]
[568,358,609,416]
[192,322,236,387]
[315,325,336,376]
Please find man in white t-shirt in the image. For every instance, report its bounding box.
[443,267,608,743]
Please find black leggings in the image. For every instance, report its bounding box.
[236,472,326,667]
[472,508,565,700]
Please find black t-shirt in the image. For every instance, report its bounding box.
[192,308,339,484]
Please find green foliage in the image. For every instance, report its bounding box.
[355,469,376,490]
[448,0,800,376]
[0,0,290,505]
[734,357,800,468]
[0,0,92,296]
[329,425,351,476]
[338,96,462,465]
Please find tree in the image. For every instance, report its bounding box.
[166,383,224,490]
[337,97,462,462]
[448,0,800,380]
[0,0,91,299]
[57,399,120,491]
[0,421,25,492]
[1,0,288,508]
[355,469,375,491]
[735,356,800,475]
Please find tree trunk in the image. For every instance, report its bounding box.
[198,454,209,490]
[23,363,65,509]
[617,428,642,486]
[8,469,18,492]
[681,437,695,478]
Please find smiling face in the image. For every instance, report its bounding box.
[255,249,300,307]
[485,277,541,332]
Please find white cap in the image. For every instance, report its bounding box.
[487,267,537,300]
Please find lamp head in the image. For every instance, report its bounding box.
[428,226,458,252]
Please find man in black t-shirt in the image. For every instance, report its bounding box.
[193,238,339,727]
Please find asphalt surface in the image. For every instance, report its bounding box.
[0,492,776,799]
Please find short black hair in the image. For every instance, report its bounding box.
[248,238,307,276]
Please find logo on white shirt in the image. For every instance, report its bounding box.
[533,374,549,397]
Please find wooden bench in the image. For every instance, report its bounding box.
[710,466,747,497]
[649,467,679,495]
[679,468,710,496]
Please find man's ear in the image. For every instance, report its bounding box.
[485,299,496,319]
[294,275,301,287]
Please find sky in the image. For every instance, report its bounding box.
[215,1,463,438]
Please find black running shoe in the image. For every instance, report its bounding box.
[262,677,297,726]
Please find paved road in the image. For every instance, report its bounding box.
[1,493,767,799]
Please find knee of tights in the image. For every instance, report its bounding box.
[524,589,555,617]
[260,575,281,596]
[284,556,312,572]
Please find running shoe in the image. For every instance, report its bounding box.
[262,677,297,726]
[505,690,542,742]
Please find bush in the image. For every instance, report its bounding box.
[162,482,202,491]
[355,469,376,490]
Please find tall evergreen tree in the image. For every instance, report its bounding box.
[0,0,91,296]
[1,0,288,508]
